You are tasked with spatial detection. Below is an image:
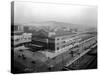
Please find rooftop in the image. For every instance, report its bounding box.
[51,30,76,38]
[32,28,77,39]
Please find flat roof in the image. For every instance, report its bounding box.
[50,31,77,38]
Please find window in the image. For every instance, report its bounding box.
[57,47,59,50]
[19,49,23,52]
[31,61,36,64]
[62,41,66,44]
[15,38,20,41]
[62,45,66,48]
[57,38,59,40]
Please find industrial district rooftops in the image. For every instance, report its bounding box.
[51,31,76,38]
[32,29,77,39]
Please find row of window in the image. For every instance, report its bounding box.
[56,37,95,50]
[56,40,75,50]
[56,37,81,46]
[56,43,72,50]
[14,37,31,42]
[56,35,76,41]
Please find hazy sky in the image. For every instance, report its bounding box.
[14,2,97,27]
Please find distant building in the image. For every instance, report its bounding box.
[11,25,24,36]
[14,25,24,32]
[31,27,96,53]
[31,28,81,52]
[13,33,32,46]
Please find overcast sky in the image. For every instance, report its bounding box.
[14,1,97,27]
